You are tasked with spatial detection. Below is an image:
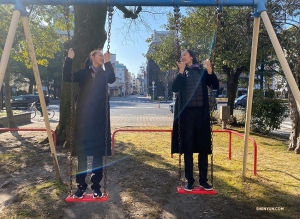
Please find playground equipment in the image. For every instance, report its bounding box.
[1,0,299,198]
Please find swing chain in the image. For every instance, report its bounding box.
[211,6,222,69]
[173,5,182,187]
[209,7,222,188]
[174,6,181,62]
[107,6,114,53]
[63,5,72,50]
[63,4,75,197]
[209,87,214,187]
[103,6,114,197]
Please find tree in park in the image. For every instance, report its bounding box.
[147,7,263,115]
[56,5,144,146]
[146,33,179,100]
[0,5,61,127]
[268,0,300,153]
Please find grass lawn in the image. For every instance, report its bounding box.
[0,125,299,218]
[112,126,300,218]
[0,110,23,117]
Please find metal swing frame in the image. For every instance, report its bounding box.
[1,0,300,194]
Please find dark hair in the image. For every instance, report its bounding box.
[84,57,92,69]
[85,49,102,69]
[185,49,198,64]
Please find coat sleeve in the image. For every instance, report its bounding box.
[63,57,82,82]
[205,70,219,90]
[172,73,185,92]
[104,62,116,84]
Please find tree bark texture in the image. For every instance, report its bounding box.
[288,56,300,154]
[4,61,17,128]
[224,66,242,115]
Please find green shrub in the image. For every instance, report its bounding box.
[251,93,288,134]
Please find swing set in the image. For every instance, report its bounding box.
[1,0,300,203]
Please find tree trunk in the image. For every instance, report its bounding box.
[28,79,34,94]
[55,81,75,146]
[225,66,242,115]
[293,56,300,154]
[55,5,108,147]
[4,61,17,128]
[287,85,299,152]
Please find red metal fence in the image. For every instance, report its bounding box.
[111,129,257,175]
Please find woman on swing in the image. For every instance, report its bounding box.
[63,48,115,198]
[171,49,219,191]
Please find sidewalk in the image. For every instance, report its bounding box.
[20,114,291,141]
[24,114,174,129]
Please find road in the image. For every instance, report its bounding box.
[40,95,291,135]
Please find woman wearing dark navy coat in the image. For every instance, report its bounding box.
[63,48,115,198]
[171,49,219,191]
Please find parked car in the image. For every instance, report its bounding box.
[3,94,50,108]
[169,95,217,113]
[234,94,247,109]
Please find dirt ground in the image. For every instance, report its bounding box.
[0,120,288,219]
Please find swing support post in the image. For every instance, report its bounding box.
[0,10,20,92]
[242,13,260,177]
[22,16,62,181]
[260,11,300,108]
[0,2,61,181]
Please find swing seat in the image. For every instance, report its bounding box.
[65,193,109,202]
[177,186,217,195]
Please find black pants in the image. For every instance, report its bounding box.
[183,107,209,185]
[76,155,103,189]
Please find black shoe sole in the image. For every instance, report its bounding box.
[183,186,193,192]
[200,186,213,191]
[93,194,103,199]
[73,192,86,199]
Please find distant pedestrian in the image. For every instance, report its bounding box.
[35,99,43,117]
[171,49,219,191]
[63,48,116,199]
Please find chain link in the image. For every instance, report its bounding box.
[103,6,114,197]
[174,6,181,62]
[208,7,222,188]
[173,6,182,187]
[106,6,114,53]
[63,5,72,52]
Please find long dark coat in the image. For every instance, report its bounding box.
[171,66,219,155]
[63,57,116,156]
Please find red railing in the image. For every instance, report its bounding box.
[0,128,56,146]
[111,129,257,176]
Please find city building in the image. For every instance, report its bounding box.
[146,30,173,100]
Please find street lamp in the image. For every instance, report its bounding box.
[124,81,127,97]
[152,81,155,101]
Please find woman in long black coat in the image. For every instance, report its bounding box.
[171,49,219,191]
[63,48,116,198]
